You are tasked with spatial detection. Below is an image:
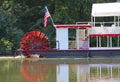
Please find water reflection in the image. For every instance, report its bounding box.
[21,60,56,82]
[0,60,24,82]
[0,59,120,82]
[21,60,120,82]
[90,64,120,82]
[57,64,69,82]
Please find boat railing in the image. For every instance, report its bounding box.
[48,40,89,50]
[49,40,77,50]
[69,40,76,49]
[48,40,60,50]
[76,22,120,27]
[69,40,89,50]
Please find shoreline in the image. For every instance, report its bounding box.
[0,56,17,60]
[0,56,120,64]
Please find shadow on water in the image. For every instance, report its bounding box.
[0,58,120,82]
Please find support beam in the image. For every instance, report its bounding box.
[76,29,79,49]
[110,37,112,47]
[96,36,98,47]
[99,37,101,47]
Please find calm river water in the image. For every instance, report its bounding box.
[0,58,120,82]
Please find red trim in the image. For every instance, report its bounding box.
[55,24,92,28]
[89,34,120,37]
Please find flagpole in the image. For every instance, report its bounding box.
[50,15,55,27]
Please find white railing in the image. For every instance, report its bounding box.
[69,40,88,50]
[89,27,120,34]
[76,22,120,27]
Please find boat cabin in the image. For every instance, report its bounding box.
[90,2,120,50]
[55,2,120,50]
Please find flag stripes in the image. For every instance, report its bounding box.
[44,7,51,27]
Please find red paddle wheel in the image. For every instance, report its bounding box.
[20,31,49,57]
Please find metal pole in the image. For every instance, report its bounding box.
[107,36,109,47]
[118,16,119,27]
[118,36,119,47]
[110,37,112,47]
[76,28,79,49]
[91,16,93,26]
[94,17,95,27]
[87,28,90,48]
[50,15,55,27]
[96,36,98,47]
[99,37,101,47]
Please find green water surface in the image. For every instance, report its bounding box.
[0,58,120,82]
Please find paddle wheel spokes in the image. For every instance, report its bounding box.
[20,31,49,56]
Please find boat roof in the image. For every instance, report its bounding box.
[92,2,120,17]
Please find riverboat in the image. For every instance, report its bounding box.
[16,2,120,58]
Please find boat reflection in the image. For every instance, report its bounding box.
[21,60,56,82]
[21,60,120,82]
[57,64,69,82]
[90,64,120,82]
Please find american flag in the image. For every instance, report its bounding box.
[44,7,51,27]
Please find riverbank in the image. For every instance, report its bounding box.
[0,56,14,59]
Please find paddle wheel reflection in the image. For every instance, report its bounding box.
[21,60,51,82]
